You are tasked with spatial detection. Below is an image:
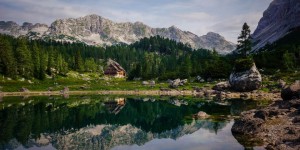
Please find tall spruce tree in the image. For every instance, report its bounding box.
[237,23,252,57]
[74,50,84,72]
[46,47,55,75]
[32,42,40,78]
[0,38,17,78]
[15,38,33,78]
[39,52,46,80]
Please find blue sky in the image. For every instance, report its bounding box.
[0,0,272,42]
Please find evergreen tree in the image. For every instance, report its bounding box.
[46,47,55,75]
[283,50,295,71]
[179,55,192,78]
[0,38,17,78]
[15,38,33,78]
[32,42,40,78]
[84,58,98,72]
[39,52,46,80]
[74,50,84,72]
[237,23,252,57]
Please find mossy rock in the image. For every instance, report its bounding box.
[234,57,254,72]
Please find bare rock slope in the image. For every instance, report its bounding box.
[252,0,300,52]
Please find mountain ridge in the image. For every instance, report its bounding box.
[252,0,300,52]
[0,14,236,54]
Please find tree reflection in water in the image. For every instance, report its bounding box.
[0,96,268,150]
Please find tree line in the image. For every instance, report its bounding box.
[0,34,233,81]
[1,25,298,81]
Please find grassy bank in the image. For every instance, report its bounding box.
[1,70,297,93]
[0,72,213,92]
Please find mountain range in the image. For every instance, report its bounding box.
[0,14,236,54]
[1,0,299,54]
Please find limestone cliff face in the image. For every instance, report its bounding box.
[0,21,49,37]
[252,0,300,51]
[0,14,236,54]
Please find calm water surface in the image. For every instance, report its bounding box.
[0,96,268,150]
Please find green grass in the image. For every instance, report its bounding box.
[0,73,214,92]
[1,69,296,93]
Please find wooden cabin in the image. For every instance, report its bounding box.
[104,59,126,78]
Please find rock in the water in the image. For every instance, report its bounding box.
[281,80,300,101]
[212,81,231,91]
[196,111,209,118]
[229,63,262,92]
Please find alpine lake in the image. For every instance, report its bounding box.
[0,95,271,150]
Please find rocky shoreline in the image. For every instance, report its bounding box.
[231,81,300,150]
[0,89,280,100]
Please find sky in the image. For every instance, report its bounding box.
[0,0,273,43]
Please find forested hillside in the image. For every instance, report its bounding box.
[1,30,299,82]
[0,34,233,81]
[253,28,300,74]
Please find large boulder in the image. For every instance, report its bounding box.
[169,79,181,88]
[229,63,262,92]
[281,80,300,101]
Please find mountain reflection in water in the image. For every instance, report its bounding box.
[0,96,268,150]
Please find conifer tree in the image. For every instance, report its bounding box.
[74,50,84,72]
[237,23,252,57]
[32,41,40,78]
[0,38,17,78]
[46,47,55,75]
[39,52,46,80]
[15,38,33,78]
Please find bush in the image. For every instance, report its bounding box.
[234,57,254,72]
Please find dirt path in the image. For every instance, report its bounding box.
[0,90,195,97]
[0,90,280,101]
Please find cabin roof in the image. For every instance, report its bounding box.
[106,59,126,73]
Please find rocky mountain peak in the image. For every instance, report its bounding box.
[0,14,236,54]
[204,32,225,40]
[252,0,300,51]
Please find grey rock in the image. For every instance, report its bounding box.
[169,79,188,88]
[278,79,286,89]
[212,81,230,91]
[149,80,155,86]
[252,0,300,52]
[196,111,209,118]
[169,79,181,88]
[281,80,300,101]
[232,112,265,134]
[254,110,269,121]
[19,87,29,92]
[229,63,262,92]
[142,81,149,85]
[232,98,300,150]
